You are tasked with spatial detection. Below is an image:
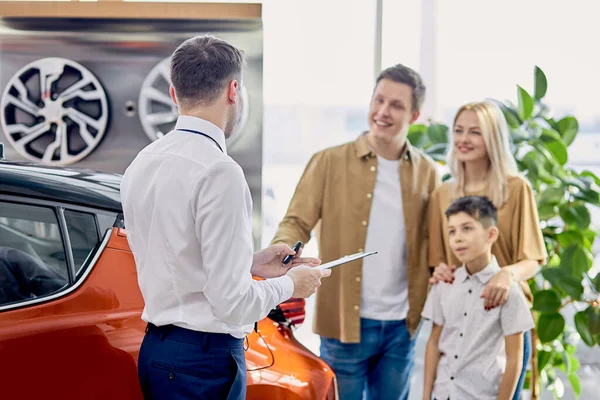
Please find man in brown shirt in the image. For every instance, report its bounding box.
[271,64,441,400]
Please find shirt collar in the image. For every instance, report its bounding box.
[455,256,502,284]
[354,132,412,161]
[174,115,227,155]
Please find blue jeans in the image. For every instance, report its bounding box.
[320,318,416,400]
[512,329,532,400]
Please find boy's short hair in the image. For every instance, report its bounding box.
[445,196,498,227]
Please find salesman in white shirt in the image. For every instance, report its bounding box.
[120,35,331,400]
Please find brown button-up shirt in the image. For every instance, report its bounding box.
[271,133,441,343]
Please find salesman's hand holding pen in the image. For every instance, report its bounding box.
[251,242,330,298]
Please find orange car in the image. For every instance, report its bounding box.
[0,159,338,400]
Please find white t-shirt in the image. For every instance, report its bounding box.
[360,155,408,320]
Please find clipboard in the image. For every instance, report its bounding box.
[317,251,378,270]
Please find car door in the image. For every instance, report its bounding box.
[0,198,144,400]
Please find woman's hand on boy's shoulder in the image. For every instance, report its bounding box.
[430,262,456,284]
[481,268,513,310]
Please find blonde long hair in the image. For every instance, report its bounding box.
[447,101,519,207]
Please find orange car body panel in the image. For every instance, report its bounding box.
[0,228,336,399]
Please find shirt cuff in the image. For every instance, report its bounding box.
[272,274,295,302]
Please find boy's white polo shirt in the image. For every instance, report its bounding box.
[422,257,535,400]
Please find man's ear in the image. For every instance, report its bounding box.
[169,85,178,106]
[227,80,239,104]
[488,226,499,244]
[410,110,420,124]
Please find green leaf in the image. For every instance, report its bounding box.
[586,306,600,335]
[557,230,584,249]
[541,268,584,300]
[538,349,553,371]
[561,351,571,375]
[574,311,595,346]
[521,150,540,174]
[538,204,558,220]
[568,373,581,397]
[538,187,565,206]
[580,170,600,187]
[534,66,548,100]
[537,313,565,342]
[532,290,562,313]
[559,244,592,275]
[517,85,534,120]
[541,128,563,142]
[573,190,600,207]
[543,140,569,166]
[491,100,521,129]
[424,143,447,156]
[570,353,581,372]
[555,116,579,146]
[577,174,596,189]
[407,124,427,147]
[427,124,449,144]
[559,203,591,230]
[538,168,561,185]
[581,229,596,244]
[504,109,522,129]
[558,172,589,192]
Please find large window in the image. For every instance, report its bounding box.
[435,0,600,137]
[262,0,376,249]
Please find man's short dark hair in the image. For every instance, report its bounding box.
[445,196,498,227]
[170,35,245,107]
[376,64,426,111]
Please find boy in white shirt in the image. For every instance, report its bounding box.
[422,196,535,400]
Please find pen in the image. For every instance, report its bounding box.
[282,241,303,265]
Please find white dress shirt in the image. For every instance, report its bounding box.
[422,257,535,400]
[121,115,294,338]
[361,155,408,320]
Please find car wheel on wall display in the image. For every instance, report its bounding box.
[0,57,109,165]
[138,57,250,148]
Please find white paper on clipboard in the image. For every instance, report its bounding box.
[317,251,378,270]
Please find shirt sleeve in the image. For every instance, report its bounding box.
[194,161,294,327]
[500,284,535,336]
[271,151,327,246]
[422,284,445,326]
[427,188,447,268]
[511,178,548,265]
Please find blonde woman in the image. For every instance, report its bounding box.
[427,100,547,400]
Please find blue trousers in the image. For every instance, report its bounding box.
[320,318,416,400]
[138,324,246,400]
